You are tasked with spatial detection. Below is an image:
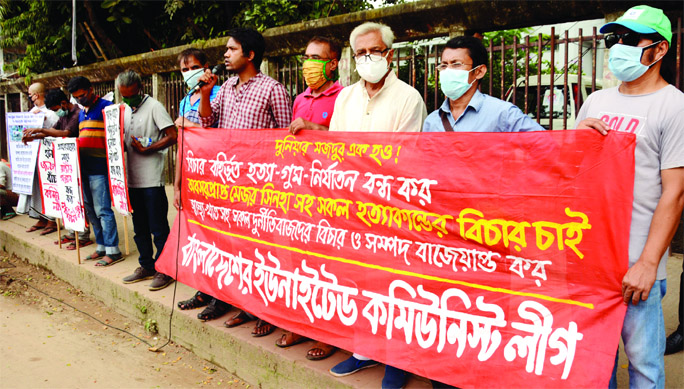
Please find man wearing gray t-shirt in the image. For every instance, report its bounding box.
[576,6,684,388]
[116,70,178,291]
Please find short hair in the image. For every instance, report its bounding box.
[177,48,208,66]
[67,76,92,93]
[116,69,143,89]
[306,36,342,61]
[227,28,265,68]
[349,22,394,52]
[444,36,489,68]
[45,89,68,108]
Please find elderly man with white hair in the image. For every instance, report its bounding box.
[328,22,426,389]
[328,22,426,133]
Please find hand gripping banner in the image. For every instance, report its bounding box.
[157,128,635,388]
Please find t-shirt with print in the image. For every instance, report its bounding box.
[576,84,684,280]
[123,95,175,188]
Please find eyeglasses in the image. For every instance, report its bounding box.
[436,62,473,72]
[301,55,332,61]
[354,48,390,63]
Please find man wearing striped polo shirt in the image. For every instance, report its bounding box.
[67,76,123,266]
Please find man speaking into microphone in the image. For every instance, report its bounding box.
[197,28,292,337]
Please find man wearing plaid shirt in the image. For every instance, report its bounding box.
[197,27,292,337]
[198,28,291,130]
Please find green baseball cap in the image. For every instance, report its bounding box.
[600,5,672,44]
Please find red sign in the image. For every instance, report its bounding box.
[157,128,635,388]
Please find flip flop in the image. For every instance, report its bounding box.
[84,251,106,261]
[224,310,253,328]
[54,234,76,245]
[95,254,125,267]
[275,332,307,348]
[26,224,46,232]
[251,319,276,337]
[2,212,16,220]
[66,239,93,250]
[39,226,58,236]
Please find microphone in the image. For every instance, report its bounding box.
[192,64,225,92]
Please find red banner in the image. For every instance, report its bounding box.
[157,128,635,388]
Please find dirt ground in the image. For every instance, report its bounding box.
[0,252,248,389]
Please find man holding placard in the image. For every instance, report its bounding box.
[117,70,178,291]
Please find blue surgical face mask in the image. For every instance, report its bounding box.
[55,108,68,117]
[182,68,205,90]
[608,42,662,82]
[439,66,481,101]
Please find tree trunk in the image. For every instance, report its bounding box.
[82,0,123,58]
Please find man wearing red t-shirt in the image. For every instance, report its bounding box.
[277,36,343,361]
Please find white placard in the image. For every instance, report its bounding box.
[53,138,86,232]
[6,112,44,195]
[37,137,61,218]
[103,104,131,216]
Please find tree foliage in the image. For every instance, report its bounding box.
[0,0,390,79]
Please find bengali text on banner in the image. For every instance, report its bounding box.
[156,127,635,388]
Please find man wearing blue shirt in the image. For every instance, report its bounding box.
[423,36,543,133]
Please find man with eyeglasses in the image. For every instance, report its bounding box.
[328,22,426,133]
[576,5,684,388]
[328,22,426,389]
[423,36,543,133]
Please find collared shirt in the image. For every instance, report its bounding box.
[329,70,427,132]
[54,104,81,137]
[423,90,544,132]
[199,72,292,130]
[179,86,220,125]
[292,81,343,127]
[30,104,59,129]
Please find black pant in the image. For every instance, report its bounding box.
[129,187,170,271]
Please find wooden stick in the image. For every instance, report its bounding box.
[76,234,81,265]
[57,218,62,249]
[123,215,130,255]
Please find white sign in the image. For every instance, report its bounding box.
[6,112,44,195]
[103,104,131,216]
[53,138,86,232]
[37,137,62,218]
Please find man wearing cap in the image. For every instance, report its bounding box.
[576,5,684,388]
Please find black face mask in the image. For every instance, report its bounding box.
[77,92,93,107]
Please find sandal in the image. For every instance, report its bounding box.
[197,299,231,321]
[224,310,253,328]
[251,319,276,337]
[275,332,307,348]
[54,234,76,245]
[178,291,210,310]
[26,224,46,232]
[39,226,58,236]
[94,253,125,267]
[84,251,105,261]
[2,212,16,220]
[66,239,93,250]
[306,342,337,361]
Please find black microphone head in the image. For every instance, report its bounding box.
[212,64,226,74]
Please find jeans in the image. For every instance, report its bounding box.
[129,187,169,271]
[82,173,119,254]
[609,279,667,389]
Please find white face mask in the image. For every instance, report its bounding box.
[182,68,205,89]
[355,52,390,84]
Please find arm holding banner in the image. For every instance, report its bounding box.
[623,167,684,304]
[22,127,71,143]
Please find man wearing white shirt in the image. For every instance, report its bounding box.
[328,22,427,389]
